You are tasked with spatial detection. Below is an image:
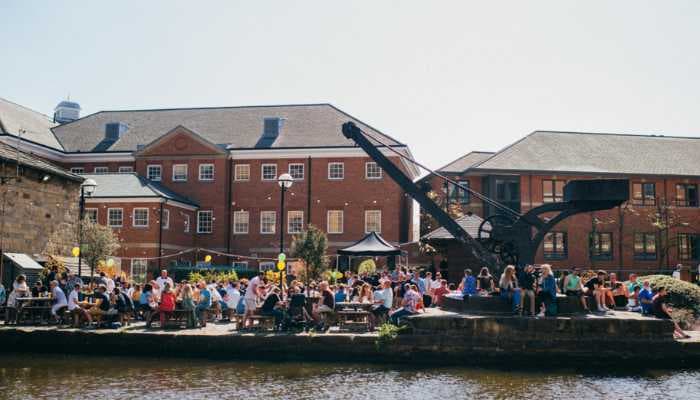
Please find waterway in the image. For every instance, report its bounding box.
[0,354,698,399]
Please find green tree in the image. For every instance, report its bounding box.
[80,218,121,279]
[290,224,328,284]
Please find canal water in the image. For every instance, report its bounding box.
[0,354,698,399]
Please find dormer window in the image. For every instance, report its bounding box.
[263,118,281,138]
[105,122,128,141]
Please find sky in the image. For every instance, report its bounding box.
[2,1,700,170]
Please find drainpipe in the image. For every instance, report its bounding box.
[226,158,233,265]
[158,201,164,271]
[307,156,312,224]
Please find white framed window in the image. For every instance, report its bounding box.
[234,164,250,181]
[70,167,84,174]
[173,164,188,181]
[108,208,123,227]
[93,166,109,174]
[365,210,382,233]
[262,164,277,181]
[365,162,382,179]
[130,259,148,284]
[260,211,276,234]
[327,210,344,234]
[232,261,249,270]
[288,211,304,234]
[289,163,304,180]
[259,261,275,272]
[118,166,133,173]
[197,211,213,233]
[199,164,215,181]
[147,165,162,181]
[233,211,249,234]
[133,208,149,227]
[328,162,344,180]
[161,209,170,229]
[184,214,190,233]
[85,208,98,224]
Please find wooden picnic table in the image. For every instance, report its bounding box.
[336,309,371,332]
[15,297,53,324]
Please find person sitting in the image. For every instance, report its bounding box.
[224,281,241,321]
[5,275,29,324]
[31,281,45,298]
[48,280,68,322]
[260,286,285,329]
[627,286,642,312]
[390,283,420,325]
[627,273,639,294]
[68,283,91,327]
[314,281,335,330]
[537,265,557,317]
[195,280,212,328]
[89,285,113,324]
[652,286,689,339]
[609,273,629,309]
[639,280,654,315]
[359,283,373,304]
[476,267,495,295]
[518,265,536,316]
[370,280,393,328]
[499,265,521,315]
[563,268,589,312]
[432,279,450,307]
[334,284,347,304]
[584,270,609,312]
[158,283,176,328]
[459,269,477,297]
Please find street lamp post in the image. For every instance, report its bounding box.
[78,178,97,278]
[277,173,293,294]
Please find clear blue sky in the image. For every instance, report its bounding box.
[2,1,699,169]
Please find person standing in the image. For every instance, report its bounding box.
[672,264,682,280]
[156,270,174,292]
[195,280,212,328]
[49,280,68,321]
[243,272,264,327]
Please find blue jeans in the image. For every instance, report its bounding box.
[501,289,521,313]
[390,308,414,325]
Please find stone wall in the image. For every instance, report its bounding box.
[0,163,81,258]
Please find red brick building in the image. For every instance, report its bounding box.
[422,131,700,276]
[0,102,418,281]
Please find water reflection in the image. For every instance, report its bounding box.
[0,355,697,400]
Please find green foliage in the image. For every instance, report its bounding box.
[187,270,238,284]
[290,224,329,281]
[80,218,120,277]
[633,275,700,314]
[358,259,376,275]
[375,323,406,351]
[39,256,67,282]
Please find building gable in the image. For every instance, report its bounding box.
[135,125,227,158]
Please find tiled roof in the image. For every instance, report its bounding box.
[0,97,63,150]
[0,140,81,181]
[84,173,198,207]
[421,214,488,241]
[471,131,700,177]
[438,151,495,173]
[52,104,406,153]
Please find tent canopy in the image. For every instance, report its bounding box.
[337,232,401,256]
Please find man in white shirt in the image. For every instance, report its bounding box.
[672,264,682,280]
[155,270,174,292]
[225,281,241,319]
[49,280,68,319]
[370,280,393,327]
[68,283,91,326]
[243,272,264,326]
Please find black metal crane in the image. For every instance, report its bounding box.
[342,121,630,268]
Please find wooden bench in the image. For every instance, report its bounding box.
[18,306,51,324]
[147,309,195,329]
[337,310,370,332]
[245,314,275,331]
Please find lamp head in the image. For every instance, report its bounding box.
[81,178,97,196]
[277,173,293,189]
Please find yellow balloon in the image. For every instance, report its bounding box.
[204,255,212,263]
[277,261,286,271]
[106,258,115,267]
[71,247,80,257]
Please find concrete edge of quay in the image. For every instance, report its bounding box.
[1,327,699,368]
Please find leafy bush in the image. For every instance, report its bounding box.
[187,270,238,284]
[375,323,406,350]
[358,259,376,275]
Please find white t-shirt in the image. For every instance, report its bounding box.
[156,276,174,291]
[430,279,441,290]
[225,286,241,309]
[208,285,222,302]
[379,287,393,309]
[68,290,80,310]
[673,270,681,280]
[245,276,261,300]
[52,286,67,307]
[105,278,115,293]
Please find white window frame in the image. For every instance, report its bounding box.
[70,167,84,174]
[259,261,275,272]
[172,164,188,182]
[261,164,277,181]
[197,210,213,234]
[147,165,162,181]
[260,211,276,234]
[85,208,98,224]
[184,214,190,233]
[198,163,215,181]
[287,210,304,234]
[118,166,133,174]
[364,210,382,233]
[93,166,109,174]
[365,162,382,179]
[232,261,249,269]
[130,259,148,284]
[233,211,249,234]
[132,208,149,228]
[108,208,123,227]
[327,210,344,234]
[234,164,250,181]
[288,163,305,180]
[162,209,170,229]
[328,162,344,180]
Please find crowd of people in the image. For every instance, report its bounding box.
[0,263,693,338]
